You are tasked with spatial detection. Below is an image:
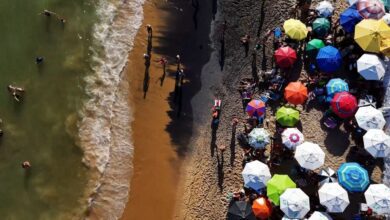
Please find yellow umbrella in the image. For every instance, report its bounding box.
[380,38,390,56]
[283,19,308,41]
[355,19,390,53]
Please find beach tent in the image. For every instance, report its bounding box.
[295,142,325,170]
[364,184,390,215]
[308,211,333,220]
[319,182,350,213]
[340,7,363,33]
[242,161,271,191]
[316,46,342,73]
[306,39,325,55]
[227,200,257,220]
[355,106,386,130]
[246,100,266,118]
[382,13,390,24]
[330,92,358,118]
[276,107,300,127]
[313,18,331,37]
[283,19,308,41]
[355,19,390,53]
[274,47,297,69]
[267,174,296,205]
[363,129,390,158]
[280,188,310,219]
[316,1,334,18]
[252,197,272,219]
[337,162,370,192]
[248,128,270,149]
[357,54,386,81]
[326,78,349,97]
[284,82,308,105]
[357,0,386,19]
[282,128,304,150]
[319,167,338,186]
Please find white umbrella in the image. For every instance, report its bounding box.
[363,129,390,158]
[383,13,390,25]
[316,1,334,17]
[365,184,390,215]
[308,211,333,220]
[319,182,350,213]
[282,128,304,150]
[355,106,386,130]
[242,160,271,191]
[318,167,337,186]
[294,142,325,170]
[248,128,270,149]
[357,54,386,81]
[280,188,310,219]
[346,0,358,6]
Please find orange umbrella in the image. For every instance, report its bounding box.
[284,82,308,105]
[252,197,272,219]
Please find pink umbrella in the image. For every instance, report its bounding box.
[357,0,385,19]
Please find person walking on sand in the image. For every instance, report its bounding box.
[157,57,168,86]
[22,161,31,169]
[175,54,181,72]
[146,24,152,39]
[174,68,185,102]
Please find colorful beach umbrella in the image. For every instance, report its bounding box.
[306,39,325,55]
[274,46,297,69]
[319,167,337,186]
[382,13,390,24]
[281,128,304,150]
[252,197,272,220]
[284,82,308,105]
[316,1,334,18]
[319,182,350,213]
[316,46,342,73]
[330,92,358,118]
[267,174,296,205]
[248,128,270,149]
[227,201,257,220]
[347,0,359,6]
[364,184,390,215]
[295,142,325,170]
[242,161,271,191]
[381,0,390,10]
[380,38,390,56]
[308,211,333,220]
[246,100,266,118]
[354,19,390,53]
[363,129,390,158]
[283,19,308,41]
[326,78,349,97]
[276,107,300,127]
[355,106,386,130]
[340,7,363,33]
[357,0,386,19]
[313,18,331,37]
[357,54,386,81]
[280,188,310,219]
[337,162,370,192]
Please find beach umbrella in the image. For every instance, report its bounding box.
[383,13,390,24]
[337,162,370,192]
[319,167,337,186]
[252,197,272,219]
[227,200,257,220]
[364,184,390,215]
[357,0,386,19]
[347,0,359,6]
[326,78,349,97]
[306,39,325,55]
[357,54,386,81]
[246,100,266,118]
[280,188,310,219]
[313,18,331,37]
[340,7,363,33]
[267,174,296,205]
[363,129,390,158]
[284,82,308,105]
[274,46,297,69]
[242,160,272,191]
[316,1,334,18]
[248,128,270,149]
[316,46,342,73]
[295,142,325,170]
[381,0,390,10]
[355,19,390,53]
[283,19,308,41]
[308,211,333,220]
[330,92,358,118]
[380,38,390,56]
[281,128,304,150]
[276,107,300,127]
[355,106,386,130]
[319,182,350,213]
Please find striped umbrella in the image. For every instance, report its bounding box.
[326,78,349,97]
[337,162,370,192]
[248,128,270,149]
[357,0,385,19]
[330,92,358,118]
[364,184,390,215]
[316,46,342,73]
[319,182,350,213]
[319,167,337,186]
[363,129,390,158]
[282,128,304,150]
[316,1,334,18]
[246,100,266,118]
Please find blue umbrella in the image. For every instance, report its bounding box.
[326,78,349,97]
[340,7,363,33]
[337,162,370,192]
[316,46,342,73]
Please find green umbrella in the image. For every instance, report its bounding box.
[267,174,296,205]
[381,0,390,10]
[313,18,330,37]
[306,39,325,54]
[276,106,300,127]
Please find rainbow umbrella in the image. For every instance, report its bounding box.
[246,100,266,117]
[357,0,386,19]
[316,46,342,73]
[330,92,358,118]
[326,78,349,97]
[275,46,297,69]
[337,162,370,192]
[340,7,363,33]
[276,107,300,127]
[267,174,296,205]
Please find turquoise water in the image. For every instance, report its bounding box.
[0,0,96,219]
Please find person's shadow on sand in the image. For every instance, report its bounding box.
[143,55,151,99]
[24,169,32,189]
[216,150,224,192]
[210,124,218,157]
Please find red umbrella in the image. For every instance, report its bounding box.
[274,46,297,68]
[331,92,358,118]
[284,82,308,105]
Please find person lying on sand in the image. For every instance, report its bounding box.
[7,85,25,102]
